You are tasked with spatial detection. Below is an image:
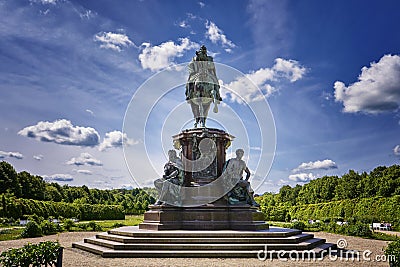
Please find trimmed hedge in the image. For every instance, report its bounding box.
[261,195,400,229]
[1,196,124,220]
[288,195,400,225]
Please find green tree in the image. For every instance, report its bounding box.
[0,161,22,197]
[18,171,45,200]
[334,170,361,200]
[44,185,62,202]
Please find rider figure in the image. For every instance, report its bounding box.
[185,45,223,102]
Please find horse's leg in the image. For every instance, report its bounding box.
[201,103,211,127]
[199,99,204,125]
[186,83,194,100]
[190,102,200,127]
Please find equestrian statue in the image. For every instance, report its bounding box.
[185,45,222,128]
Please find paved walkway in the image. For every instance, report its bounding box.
[0,231,393,266]
[374,230,400,237]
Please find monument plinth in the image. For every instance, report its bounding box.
[139,205,266,231]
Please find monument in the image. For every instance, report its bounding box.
[73,46,334,258]
[139,45,266,230]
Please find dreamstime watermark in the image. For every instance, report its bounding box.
[256,238,396,263]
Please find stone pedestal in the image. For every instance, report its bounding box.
[173,128,234,186]
[139,204,268,231]
[139,127,266,230]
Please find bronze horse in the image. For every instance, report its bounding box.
[186,47,221,128]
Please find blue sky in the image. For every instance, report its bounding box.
[1,0,400,193]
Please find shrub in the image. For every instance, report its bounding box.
[322,218,331,223]
[112,222,125,228]
[77,223,88,230]
[7,217,16,225]
[40,220,59,235]
[63,219,75,231]
[323,221,339,233]
[305,221,323,232]
[0,241,61,267]
[0,229,11,234]
[20,221,42,238]
[27,214,43,224]
[290,221,305,231]
[385,239,400,267]
[346,222,372,238]
[0,217,7,226]
[88,221,102,231]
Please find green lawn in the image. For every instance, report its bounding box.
[0,215,144,241]
[76,215,144,231]
[0,228,24,241]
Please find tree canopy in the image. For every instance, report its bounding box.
[0,161,155,215]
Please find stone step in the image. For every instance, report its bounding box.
[73,226,335,258]
[96,232,314,244]
[139,221,269,231]
[108,226,302,238]
[84,236,326,251]
[72,241,336,258]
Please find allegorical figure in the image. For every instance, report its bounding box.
[185,45,222,128]
[154,150,183,205]
[223,149,259,206]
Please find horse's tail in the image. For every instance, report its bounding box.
[213,102,218,113]
[212,89,218,113]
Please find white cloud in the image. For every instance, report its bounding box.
[186,13,197,20]
[66,152,102,166]
[222,58,306,103]
[18,119,100,147]
[277,179,289,185]
[199,1,205,8]
[99,130,138,151]
[86,109,94,116]
[289,173,315,183]
[33,154,44,161]
[205,21,236,49]
[29,0,57,5]
[394,145,400,156]
[0,150,24,160]
[293,159,337,173]
[40,9,50,16]
[79,10,95,20]
[334,54,400,114]
[76,169,93,175]
[32,0,57,4]
[94,32,134,52]
[274,58,306,82]
[41,0,57,4]
[139,38,199,71]
[43,174,73,182]
[178,21,189,28]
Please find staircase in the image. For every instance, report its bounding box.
[72,226,335,258]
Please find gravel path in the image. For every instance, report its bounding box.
[375,230,400,237]
[0,231,392,267]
